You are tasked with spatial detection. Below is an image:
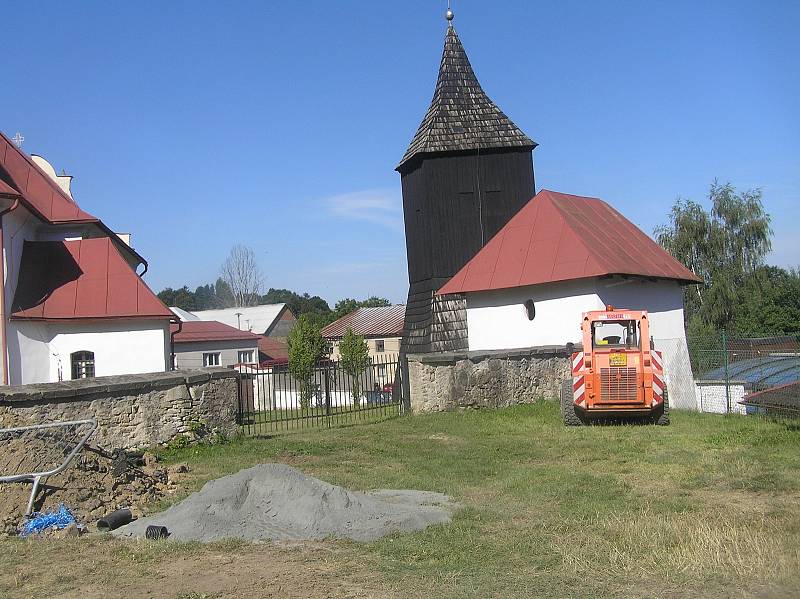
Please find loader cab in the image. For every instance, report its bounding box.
[591,319,640,349]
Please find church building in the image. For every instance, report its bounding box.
[0,132,174,385]
[398,13,700,408]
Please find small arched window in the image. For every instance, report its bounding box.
[71,351,95,379]
[524,299,536,321]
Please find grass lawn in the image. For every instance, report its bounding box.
[2,402,799,598]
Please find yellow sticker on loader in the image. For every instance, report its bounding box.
[609,353,627,367]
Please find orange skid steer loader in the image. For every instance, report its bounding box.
[562,307,669,426]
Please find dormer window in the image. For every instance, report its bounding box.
[71,351,95,379]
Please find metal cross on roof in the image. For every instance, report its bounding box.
[11,132,24,148]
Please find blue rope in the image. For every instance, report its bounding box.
[19,504,76,537]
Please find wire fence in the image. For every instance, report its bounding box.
[687,332,800,417]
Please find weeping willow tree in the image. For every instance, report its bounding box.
[655,181,772,331]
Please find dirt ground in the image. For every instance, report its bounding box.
[0,435,176,536]
[0,537,395,599]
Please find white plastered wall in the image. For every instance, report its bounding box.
[465,277,695,408]
[8,320,169,384]
[2,206,41,385]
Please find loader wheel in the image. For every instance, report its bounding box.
[655,387,670,426]
[561,379,583,426]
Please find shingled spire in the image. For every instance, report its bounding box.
[397,21,537,354]
[397,26,536,172]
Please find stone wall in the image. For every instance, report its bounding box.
[0,367,240,450]
[406,346,573,413]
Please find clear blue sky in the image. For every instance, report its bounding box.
[3,1,798,305]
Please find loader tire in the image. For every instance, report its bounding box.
[561,379,583,426]
[656,387,670,426]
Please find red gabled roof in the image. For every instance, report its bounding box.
[10,237,173,321]
[171,321,261,344]
[258,336,289,362]
[0,177,21,198]
[321,305,406,339]
[0,132,99,224]
[439,190,702,295]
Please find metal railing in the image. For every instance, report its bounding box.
[236,354,405,434]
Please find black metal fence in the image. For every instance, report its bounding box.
[688,333,800,416]
[236,354,405,434]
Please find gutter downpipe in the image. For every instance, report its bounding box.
[169,318,182,371]
[0,199,20,385]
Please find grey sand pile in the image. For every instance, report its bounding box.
[114,463,455,542]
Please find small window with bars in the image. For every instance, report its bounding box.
[375,339,385,353]
[203,352,221,367]
[71,351,95,379]
[238,350,254,364]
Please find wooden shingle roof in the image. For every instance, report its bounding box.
[397,25,536,172]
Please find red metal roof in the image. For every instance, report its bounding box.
[258,337,289,361]
[321,305,406,339]
[171,321,261,344]
[10,237,174,321]
[439,189,702,295]
[0,132,99,224]
[0,177,21,198]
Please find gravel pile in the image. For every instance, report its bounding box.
[114,463,456,543]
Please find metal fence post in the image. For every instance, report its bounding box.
[722,329,731,413]
[324,363,331,428]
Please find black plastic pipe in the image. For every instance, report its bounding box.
[97,508,133,531]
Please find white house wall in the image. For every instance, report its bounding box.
[6,321,52,384]
[3,206,40,319]
[466,278,603,349]
[465,277,695,408]
[8,320,169,384]
[174,339,259,369]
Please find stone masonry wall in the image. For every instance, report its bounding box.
[407,346,573,413]
[0,367,240,450]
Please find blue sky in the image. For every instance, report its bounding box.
[3,0,798,305]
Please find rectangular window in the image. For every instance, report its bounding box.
[375,339,385,353]
[238,350,254,364]
[203,352,221,367]
[377,364,387,378]
[71,351,95,379]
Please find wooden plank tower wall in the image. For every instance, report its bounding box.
[397,20,537,354]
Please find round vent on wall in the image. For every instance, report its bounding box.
[524,299,536,321]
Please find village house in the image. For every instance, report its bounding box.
[0,133,174,385]
[171,304,292,366]
[171,320,260,369]
[322,305,405,387]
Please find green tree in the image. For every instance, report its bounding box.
[730,266,800,337]
[157,286,196,311]
[261,288,332,321]
[338,328,371,404]
[194,284,218,310]
[655,181,772,330]
[214,277,236,308]
[287,314,327,409]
